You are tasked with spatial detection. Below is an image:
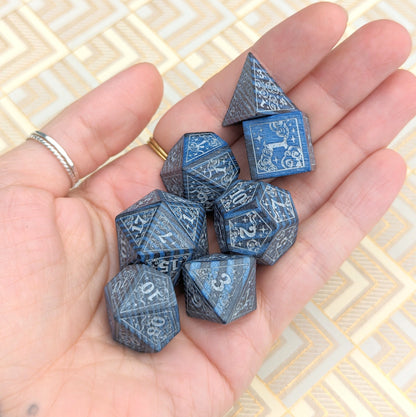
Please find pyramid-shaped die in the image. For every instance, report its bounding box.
[222,52,297,126]
[183,254,256,324]
[104,264,180,353]
[214,180,298,265]
[243,111,316,179]
[116,190,208,285]
[160,132,240,211]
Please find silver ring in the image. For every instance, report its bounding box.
[27,131,79,188]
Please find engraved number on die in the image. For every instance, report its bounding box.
[141,281,164,302]
[147,316,166,337]
[212,273,232,292]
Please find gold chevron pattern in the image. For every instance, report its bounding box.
[0,1,415,416]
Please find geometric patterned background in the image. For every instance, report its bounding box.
[0,1,415,416]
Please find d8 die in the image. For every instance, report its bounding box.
[183,254,256,324]
[214,180,298,265]
[223,52,297,126]
[104,264,180,353]
[243,111,316,180]
[116,190,208,285]
[160,132,240,211]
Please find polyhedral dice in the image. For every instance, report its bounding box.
[183,254,256,324]
[116,190,208,285]
[160,132,240,211]
[243,111,316,179]
[104,264,180,353]
[222,52,297,126]
[214,180,298,265]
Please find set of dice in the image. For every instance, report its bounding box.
[104,53,315,353]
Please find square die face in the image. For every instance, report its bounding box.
[243,112,313,180]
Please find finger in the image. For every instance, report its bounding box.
[153,2,348,149]
[0,63,163,196]
[289,19,412,141]
[259,149,407,335]
[279,69,416,221]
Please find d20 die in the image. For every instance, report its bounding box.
[104,264,180,353]
[160,132,240,211]
[116,190,208,285]
[243,111,316,180]
[214,180,298,265]
[183,254,256,324]
[223,52,297,126]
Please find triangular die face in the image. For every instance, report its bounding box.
[183,174,222,211]
[230,265,257,322]
[113,319,150,352]
[117,206,158,246]
[222,53,256,126]
[120,308,180,352]
[142,206,194,253]
[184,276,223,323]
[251,55,297,114]
[119,268,175,315]
[189,257,251,323]
[116,226,137,268]
[166,201,203,242]
[186,151,239,189]
[193,216,209,258]
[222,53,296,126]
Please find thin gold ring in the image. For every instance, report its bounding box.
[147,136,168,161]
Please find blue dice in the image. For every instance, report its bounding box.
[243,111,315,179]
[222,52,297,126]
[183,254,256,324]
[116,190,208,285]
[160,132,240,211]
[214,180,298,265]
[104,264,180,353]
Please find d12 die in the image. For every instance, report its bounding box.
[116,190,208,285]
[243,111,316,180]
[183,254,256,324]
[160,132,240,211]
[214,180,298,265]
[104,264,180,353]
[222,52,297,126]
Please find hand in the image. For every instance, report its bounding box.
[0,3,415,416]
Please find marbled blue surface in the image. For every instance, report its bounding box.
[116,190,208,285]
[161,132,240,211]
[214,180,298,265]
[104,264,180,353]
[243,111,315,180]
[183,253,256,324]
[222,52,297,126]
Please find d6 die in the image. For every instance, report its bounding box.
[160,132,240,211]
[214,180,298,265]
[104,264,180,353]
[243,111,315,180]
[183,254,256,324]
[116,190,208,285]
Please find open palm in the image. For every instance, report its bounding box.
[1,3,415,416]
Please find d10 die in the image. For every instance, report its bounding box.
[160,132,240,211]
[214,180,298,265]
[222,52,297,126]
[183,254,256,324]
[243,111,316,180]
[116,190,208,285]
[104,264,180,353]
